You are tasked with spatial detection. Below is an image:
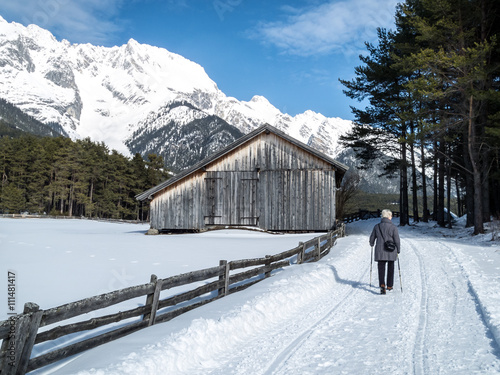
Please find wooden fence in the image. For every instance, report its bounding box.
[0,224,345,375]
[342,210,400,223]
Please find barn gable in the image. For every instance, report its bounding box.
[137,124,348,232]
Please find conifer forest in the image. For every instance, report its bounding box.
[0,135,169,220]
[340,0,500,234]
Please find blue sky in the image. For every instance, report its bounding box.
[0,0,399,120]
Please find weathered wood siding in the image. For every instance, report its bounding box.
[259,169,336,231]
[150,133,338,231]
[150,171,206,230]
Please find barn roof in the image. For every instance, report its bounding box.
[136,123,348,201]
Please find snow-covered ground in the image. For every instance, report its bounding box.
[1,217,500,374]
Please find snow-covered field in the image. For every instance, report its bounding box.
[1,217,500,374]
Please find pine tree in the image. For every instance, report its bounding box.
[25,136,50,213]
[340,28,412,225]
[130,153,148,221]
[146,153,170,187]
[2,183,25,213]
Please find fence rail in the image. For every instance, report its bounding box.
[0,224,345,375]
[342,210,401,223]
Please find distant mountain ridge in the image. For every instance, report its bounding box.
[0,16,352,152]
[0,15,398,193]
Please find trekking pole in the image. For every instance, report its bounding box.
[370,246,373,287]
[397,254,403,292]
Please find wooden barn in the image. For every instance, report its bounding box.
[136,124,348,232]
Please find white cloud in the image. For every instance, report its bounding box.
[252,0,399,57]
[0,0,125,45]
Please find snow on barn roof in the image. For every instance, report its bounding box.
[136,123,348,201]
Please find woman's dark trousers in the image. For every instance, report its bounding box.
[378,261,395,288]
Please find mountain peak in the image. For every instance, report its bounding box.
[26,23,58,44]
[250,95,270,104]
[125,38,142,50]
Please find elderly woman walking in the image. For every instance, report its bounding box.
[369,209,400,294]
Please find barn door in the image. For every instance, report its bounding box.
[239,172,259,226]
[204,171,259,226]
[204,172,222,225]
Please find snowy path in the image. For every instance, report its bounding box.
[21,219,500,375]
[200,224,500,375]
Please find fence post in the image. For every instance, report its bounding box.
[265,256,272,278]
[297,242,304,264]
[218,260,230,297]
[3,302,43,375]
[316,237,321,261]
[19,303,43,374]
[143,275,162,326]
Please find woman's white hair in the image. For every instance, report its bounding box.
[381,209,393,218]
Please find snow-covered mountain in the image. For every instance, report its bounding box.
[126,100,245,171]
[0,15,353,164]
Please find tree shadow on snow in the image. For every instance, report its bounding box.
[328,265,380,295]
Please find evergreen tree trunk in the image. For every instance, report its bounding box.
[433,141,438,221]
[410,139,419,222]
[447,154,452,229]
[480,113,490,223]
[455,175,462,217]
[468,95,484,234]
[90,178,96,217]
[465,173,475,227]
[437,140,445,227]
[491,176,500,218]
[68,174,75,217]
[400,140,409,226]
[482,165,490,222]
[463,126,475,227]
[421,140,429,222]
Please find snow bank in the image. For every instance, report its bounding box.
[72,264,335,375]
[448,243,500,349]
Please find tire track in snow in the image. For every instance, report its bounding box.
[437,241,500,352]
[260,234,379,375]
[403,236,500,374]
[405,239,429,375]
[262,259,370,375]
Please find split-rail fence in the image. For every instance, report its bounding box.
[0,224,345,375]
[342,210,400,223]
